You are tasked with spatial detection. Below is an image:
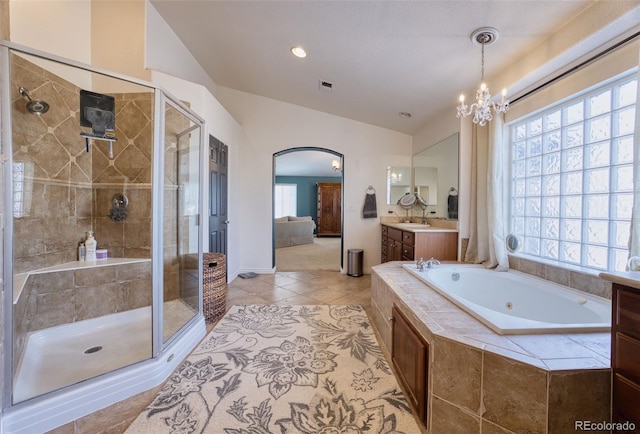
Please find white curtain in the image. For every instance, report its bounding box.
[464,115,509,270]
[628,46,640,270]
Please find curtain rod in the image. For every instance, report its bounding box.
[511,30,640,105]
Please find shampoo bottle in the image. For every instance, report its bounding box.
[78,242,86,261]
[85,231,97,261]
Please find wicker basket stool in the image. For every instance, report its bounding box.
[203,252,227,324]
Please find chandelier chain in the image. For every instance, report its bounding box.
[480,39,485,83]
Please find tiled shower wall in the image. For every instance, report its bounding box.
[11,53,153,274]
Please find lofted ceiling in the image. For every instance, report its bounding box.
[150,0,603,136]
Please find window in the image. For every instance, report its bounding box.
[274,184,297,218]
[13,162,33,218]
[509,74,637,272]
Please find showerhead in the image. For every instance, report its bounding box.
[19,87,49,115]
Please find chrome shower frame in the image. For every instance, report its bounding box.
[0,40,206,434]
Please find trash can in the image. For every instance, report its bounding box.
[203,252,227,324]
[347,249,363,277]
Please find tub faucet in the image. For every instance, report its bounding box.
[417,257,426,271]
[425,257,440,269]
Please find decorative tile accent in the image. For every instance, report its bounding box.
[482,352,547,433]
[430,395,481,433]
[510,255,613,299]
[548,370,611,434]
[431,335,482,413]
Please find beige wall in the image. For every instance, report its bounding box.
[216,86,412,274]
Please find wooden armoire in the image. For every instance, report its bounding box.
[316,182,341,237]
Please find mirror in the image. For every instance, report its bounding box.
[386,166,411,205]
[412,133,459,219]
[414,167,438,205]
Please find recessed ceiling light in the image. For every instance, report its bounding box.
[399,112,412,118]
[291,46,307,58]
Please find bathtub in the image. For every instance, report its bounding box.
[402,263,611,335]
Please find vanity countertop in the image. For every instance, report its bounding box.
[600,271,640,290]
[382,222,458,233]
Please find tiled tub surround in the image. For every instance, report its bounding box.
[13,259,152,373]
[371,262,611,434]
[402,263,610,335]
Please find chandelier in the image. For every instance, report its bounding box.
[456,27,509,126]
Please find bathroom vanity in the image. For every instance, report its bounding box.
[600,272,640,433]
[381,222,457,263]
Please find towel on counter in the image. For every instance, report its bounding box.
[363,190,377,219]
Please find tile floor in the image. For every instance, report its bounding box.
[47,271,374,434]
[226,270,372,310]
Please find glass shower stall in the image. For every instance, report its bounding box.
[1,42,206,433]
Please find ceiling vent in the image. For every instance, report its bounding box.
[319,80,333,92]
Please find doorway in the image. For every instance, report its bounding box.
[209,135,228,254]
[272,148,343,271]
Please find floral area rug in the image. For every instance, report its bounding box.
[125,305,421,434]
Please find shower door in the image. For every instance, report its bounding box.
[162,99,202,343]
[7,49,156,403]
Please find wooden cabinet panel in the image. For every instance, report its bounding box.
[401,244,414,261]
[317,182,341,236]
[616,333,640,384]
[617,288,640,341]
[380,225,458,263]
[388,227,402,242]
[613,374,640,431]
[612,283,640,433]
[414,231,457,261]
[402,231,415,246]
[388,238,402,261]
[392,305,428,424]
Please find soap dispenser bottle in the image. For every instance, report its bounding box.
[78,242,86,261]
[85,231,97,261]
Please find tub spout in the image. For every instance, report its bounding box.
[425,257,440,269]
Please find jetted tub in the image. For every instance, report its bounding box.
[402,263,611,334]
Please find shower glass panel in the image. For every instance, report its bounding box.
[162,101,201,343]
[9,50,155,403]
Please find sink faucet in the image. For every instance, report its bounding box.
[425,257,440,269]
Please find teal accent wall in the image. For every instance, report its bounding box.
[276,176,341,230]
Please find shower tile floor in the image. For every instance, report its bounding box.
[13,299,196,403]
